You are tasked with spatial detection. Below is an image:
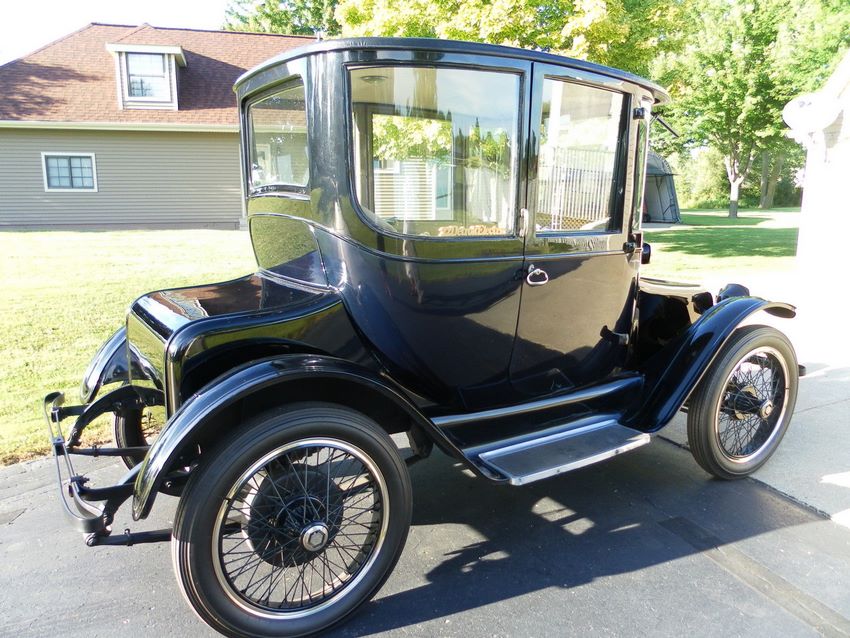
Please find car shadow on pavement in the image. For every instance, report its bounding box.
[332,439,821,636]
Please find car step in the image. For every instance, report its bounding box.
[476,419,650,486]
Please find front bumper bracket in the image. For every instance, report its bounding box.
[43,390,169,545]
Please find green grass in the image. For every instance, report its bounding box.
[0,230,255,465]
[643,208,799,283]
[679,212,766,227]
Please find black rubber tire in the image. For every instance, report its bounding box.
[687,325,798,480]
[171,403,412,638]
[113,409,147,468]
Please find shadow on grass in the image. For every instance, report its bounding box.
[649,226,799,258]
[679,213,767,227]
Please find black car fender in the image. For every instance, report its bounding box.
[625,296,795,432]
[131,354,454,520]
[80,327,154,403]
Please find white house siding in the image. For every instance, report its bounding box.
[0,128,243,228]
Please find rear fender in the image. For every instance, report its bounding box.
[625,297,795,431]
[132,354,453,520]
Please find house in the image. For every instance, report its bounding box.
[0,23,310,229]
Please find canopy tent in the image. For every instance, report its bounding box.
[643,152,681,223]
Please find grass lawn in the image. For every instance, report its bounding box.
[642,208,800,284]
[0,230,255,465]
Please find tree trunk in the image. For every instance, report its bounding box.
[729,180,740,218]
[763,152,785,210]
[724,148,754,218]
[759,152,771,208]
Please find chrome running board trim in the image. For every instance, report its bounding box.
[478,420,651,486]
[432,376,641,428]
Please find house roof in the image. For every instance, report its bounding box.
[0,23,311,128]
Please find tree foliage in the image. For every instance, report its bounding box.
[653,0,848,216]
[224,0,341,36]
[335,0,684,77]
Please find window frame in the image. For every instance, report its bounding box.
[531,74,631,238]
[245,77,311,197]
[123,52,173,103]
[344,60,528,242]
[41,152,98,193]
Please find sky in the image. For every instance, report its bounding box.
[0,0,234,65]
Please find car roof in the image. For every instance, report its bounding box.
[234,37,670,104]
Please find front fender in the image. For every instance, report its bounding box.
[132,354,439,520]
[80,327,151,403]
[625,297,795,431]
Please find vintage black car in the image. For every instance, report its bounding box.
[44,38,799,638]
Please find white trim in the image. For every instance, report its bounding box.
[41,152,98,193]
[0,120,238,132]
[106,43,186,66]
[113,53,124,110]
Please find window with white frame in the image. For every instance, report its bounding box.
[126,53,170,100]
[42,153,97,192]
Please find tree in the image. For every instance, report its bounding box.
[223,0,341,36]
[335,0,684,77]
[653,0,788,218]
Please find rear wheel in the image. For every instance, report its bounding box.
[687,325,798,479]
[171,403,412,638]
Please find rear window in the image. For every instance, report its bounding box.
[248,80,309,192]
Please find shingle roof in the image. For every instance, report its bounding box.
[0,23,311,126]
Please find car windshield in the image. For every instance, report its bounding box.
[349,66,520,238]
[248,80,309,191]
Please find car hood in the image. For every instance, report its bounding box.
[126,273,343,404]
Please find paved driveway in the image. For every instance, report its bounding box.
[1,439,849,637]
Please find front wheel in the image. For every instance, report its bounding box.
[171,403,412,638]
[687,325,798,479]
[113,406,164,469]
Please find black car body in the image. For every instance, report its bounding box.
[44,38,799,638]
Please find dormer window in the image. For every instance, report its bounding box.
[106,43,186,111]
[127,53,169,99]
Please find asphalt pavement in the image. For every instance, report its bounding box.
[2,437,849,637]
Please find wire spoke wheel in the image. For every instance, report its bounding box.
[687,325,798,480]
[171,404,411,638]
[213,439,388,616]
[716,346,789,460]
[114,404,166,468]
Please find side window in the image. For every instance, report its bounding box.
[350,66,520,238]
[536,79,626,233]
[248,81,309,191]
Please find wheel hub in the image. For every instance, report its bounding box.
[732,384,761,420]
[759,399,775,419]
[300,523,330,552]
[243,464,344,567]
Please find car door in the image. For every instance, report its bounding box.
[327,55,532,410]
[510,63,639,395]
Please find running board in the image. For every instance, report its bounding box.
[477,420,650,486]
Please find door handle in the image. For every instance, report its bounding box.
[526,264,549,286]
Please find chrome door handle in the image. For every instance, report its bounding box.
[526,264,549,286]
